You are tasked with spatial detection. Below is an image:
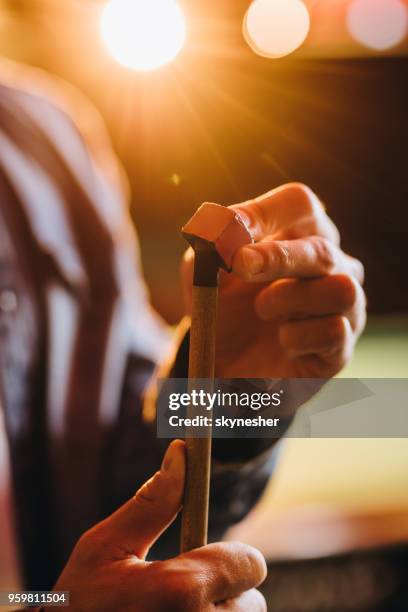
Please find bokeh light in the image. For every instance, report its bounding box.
[347,0,408,51]
[243,0,310,59]
[100,0,186,71]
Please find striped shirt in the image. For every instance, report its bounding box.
[0,61,170,589]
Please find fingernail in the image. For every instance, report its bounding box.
[161,444,174,472]
[242,248,264,275]
[161,440,184,474]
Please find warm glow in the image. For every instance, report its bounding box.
[243,0,310,59]
[347,0,408,51]
[100,0,186,71]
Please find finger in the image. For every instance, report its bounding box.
[344,253,365,284]
[233,236,337,282]
[256,274,366,332]
[96,440,185,559]
[217,588,267,611]
[181,541,267,603]
[231,183,340,244]
[279,315,355,366]
[233,236,361,282]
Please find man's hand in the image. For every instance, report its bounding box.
[183,183,366,378]
[51,440,267,611]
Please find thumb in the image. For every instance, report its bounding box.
[100,440,186,559]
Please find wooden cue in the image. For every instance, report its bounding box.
[180,252,219,552]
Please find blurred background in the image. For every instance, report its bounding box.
[1,2,407,607]
[0,0,407,327]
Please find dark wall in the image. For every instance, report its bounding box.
[125,55,408,321]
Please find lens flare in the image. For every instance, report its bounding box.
[347,0,408,51]
[100,0,186,71]
[243,0,310,59]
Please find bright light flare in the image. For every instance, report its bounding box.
[347,0,408,51]
[243,0,310,59]
[100,0,186,71]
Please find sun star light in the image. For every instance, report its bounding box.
[100,0,186,71]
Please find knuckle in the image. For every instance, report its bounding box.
[159,565,203,611]
[353,257,365,284]
[77,527,95,550]
[134,470,166,506]
[271,241,292,273]
[74,527,101,563]
[286,181,314,202]
[331,274,358,311]
[285,182,318,215]
[328,218,341,246]
[310,236,336,272]
[327,315,348,347]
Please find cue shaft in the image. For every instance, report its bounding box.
[180,285,217,552]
